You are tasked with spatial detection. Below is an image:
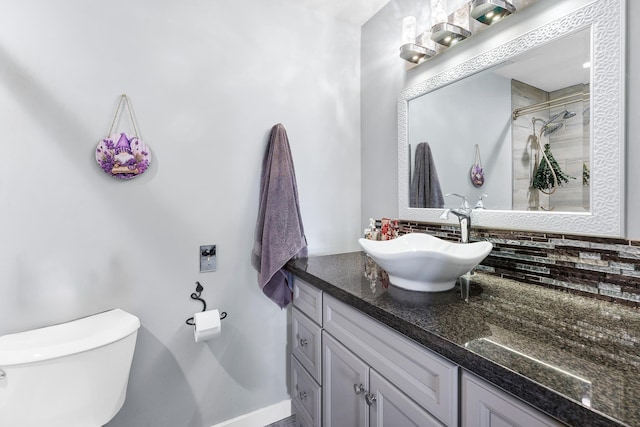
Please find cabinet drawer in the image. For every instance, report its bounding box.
[324,294,458,426]
[291,356,321,427]
[461,371,564,427]
[292,308,322,383]
[293,278,322,326]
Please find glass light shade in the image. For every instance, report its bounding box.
[453,3,471,31]
[402,16,417,45]
[418,31,436,50]
[431,0,448,27]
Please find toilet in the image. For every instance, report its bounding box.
[0,308,140,427]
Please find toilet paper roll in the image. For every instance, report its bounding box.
[193,309,222,342]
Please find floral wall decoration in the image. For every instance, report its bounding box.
[95,94,152,180]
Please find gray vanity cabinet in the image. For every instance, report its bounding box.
[323,293,458,426]
[291,273,588,427]
[291,278,452,427]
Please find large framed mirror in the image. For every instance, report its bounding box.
[398,0,624,237]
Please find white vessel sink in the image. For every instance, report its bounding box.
[358,233,493,292]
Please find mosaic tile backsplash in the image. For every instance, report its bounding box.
[393,220,640,307]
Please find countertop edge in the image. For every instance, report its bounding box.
[286,259,628,427]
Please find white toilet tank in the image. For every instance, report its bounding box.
[0,308,140,427]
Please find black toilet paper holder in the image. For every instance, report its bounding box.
[185,281,227,326]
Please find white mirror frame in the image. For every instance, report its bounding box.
[398,0,625,237]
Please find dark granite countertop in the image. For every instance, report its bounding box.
[286,252,640,427]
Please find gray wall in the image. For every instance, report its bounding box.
[408,71,512,210]
[362,0,639,239]
[0,1,361,426]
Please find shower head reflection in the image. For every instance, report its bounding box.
[548,109,576,124]
[542,122,564,136]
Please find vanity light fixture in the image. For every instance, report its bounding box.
[430,21,471,46]
[400,43,435,64]
[470,0,516,25]
[399,16,436,64]
[401,0,522,63]
[431,1,472,47]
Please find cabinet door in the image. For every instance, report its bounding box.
[369,370,444,427]
[323,332,369,427]
[462,372,564,427]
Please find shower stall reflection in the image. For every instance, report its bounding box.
[512,80,590,212]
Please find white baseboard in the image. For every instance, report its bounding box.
[211,399,292,427]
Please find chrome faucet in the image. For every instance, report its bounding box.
[439,193,472,243]
[475,194,488,209]
[440,194,482,298]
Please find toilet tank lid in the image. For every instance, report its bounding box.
[0,309,140,366]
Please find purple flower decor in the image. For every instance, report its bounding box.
[95,132,151,179]
[470,164,484,187]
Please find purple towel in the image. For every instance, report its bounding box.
[410,142,445,208]
[251,123,308,308]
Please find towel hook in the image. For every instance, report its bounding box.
[185,282,227,325]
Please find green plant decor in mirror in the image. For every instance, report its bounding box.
[531,143,575,194]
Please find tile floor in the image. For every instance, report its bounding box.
[265,414,296,427]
